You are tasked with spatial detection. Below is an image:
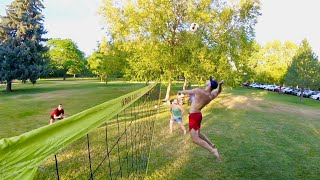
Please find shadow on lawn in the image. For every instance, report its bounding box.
[0,82,145,96]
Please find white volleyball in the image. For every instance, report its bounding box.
[190,23,199,32]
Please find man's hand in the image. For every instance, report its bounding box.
[219,80,224,85]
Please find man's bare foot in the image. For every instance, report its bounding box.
[211,148,221,161]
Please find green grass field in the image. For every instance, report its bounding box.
[0,79,145,138]
[1,80,320,179]
[146,86,320,179]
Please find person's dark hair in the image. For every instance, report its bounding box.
[209,76,218,91]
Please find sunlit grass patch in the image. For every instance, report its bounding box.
[146,87,320,179]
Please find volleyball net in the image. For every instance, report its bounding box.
[0,83,161,179]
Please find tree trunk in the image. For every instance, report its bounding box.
[6,81,12,92]
[63,73,66,80]
[188,81,192,89]
[278,84,282,94]
[73,74,76,79]
[300,88,304,102]
[100,75,103,82]
[165,79,172,101]
[183,77,187,90]
[105,75,108,84]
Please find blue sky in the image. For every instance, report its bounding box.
[0,0,104,56]
[1,0,319,57]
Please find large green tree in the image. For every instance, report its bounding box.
[88,39,127,83]
[285,39,320,101]
[47,38,85,80]
[250,40,298,84]
[99,40,128,80]
[0,0,48,91]
[100,0,261,100]
[88,52,108,82]
[67,57,88,78]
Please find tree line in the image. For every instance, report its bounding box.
[1,0,319,97]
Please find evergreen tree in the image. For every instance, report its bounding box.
[0,0,48,91]
[285,39,320,101]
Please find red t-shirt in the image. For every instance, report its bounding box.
[51,108,64,117]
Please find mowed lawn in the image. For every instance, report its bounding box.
[146,87,320,179]
[0,79,145,139]
[1,81,320,179]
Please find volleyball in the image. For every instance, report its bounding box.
[190,22,199,32]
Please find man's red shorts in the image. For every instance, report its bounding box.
[189,112,202,131]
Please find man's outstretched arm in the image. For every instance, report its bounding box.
[178,89,196,95]
[212,80,224,98]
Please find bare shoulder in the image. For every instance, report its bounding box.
[192,88,201,93]
[196,88,209,95]
[180,88,198,95]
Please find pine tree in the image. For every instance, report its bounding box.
[285,39,320,101]
[0,0,48,92]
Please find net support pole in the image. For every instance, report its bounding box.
[87,134,94,180]
[54,154,60,180]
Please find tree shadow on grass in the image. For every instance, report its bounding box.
[0,82,145,95]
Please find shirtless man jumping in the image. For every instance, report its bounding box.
[178,76,224,160]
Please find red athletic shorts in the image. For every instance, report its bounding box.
[189,112,202,131]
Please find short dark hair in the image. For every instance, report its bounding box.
[209,76,218,91]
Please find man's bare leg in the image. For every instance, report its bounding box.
[199,132,215,148]
[190,129,220,160]
[199,132,220,159]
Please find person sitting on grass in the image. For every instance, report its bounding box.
[49,104,65,124]
[170,98,187,135]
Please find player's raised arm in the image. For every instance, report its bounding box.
[211,80,224,98]
[178,89,196,95]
